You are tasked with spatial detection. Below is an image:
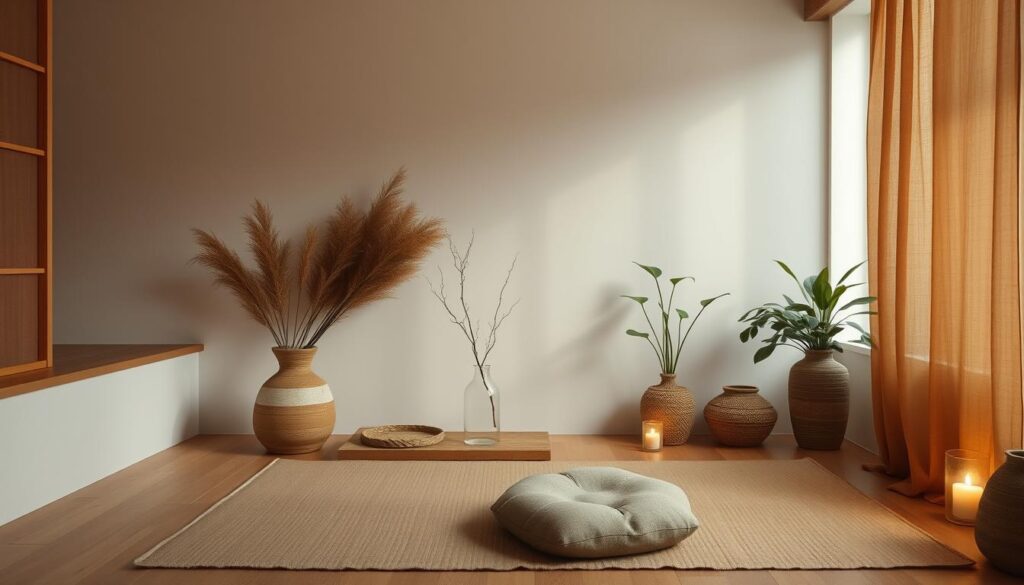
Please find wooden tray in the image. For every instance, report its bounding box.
[338,429,551,461]
[360,425,445,448]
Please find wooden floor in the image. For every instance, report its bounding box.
[0,435,1015,584]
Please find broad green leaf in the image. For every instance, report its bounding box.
[802,275,817,299]
[827,285,848,311]
[775,260,801,284]
[676,309,689,319]
[753,344,777,363]
[777,260,812,303]
[836,261,866,286]
[626,329,650,338]
[740,328,750,342]
[846,321,870,335]
[621,295,649,305]
[838,296,876,312]
[634,262,662,279]
[670,276,694,285]
[700,292,730,307]
[811,267,831,310]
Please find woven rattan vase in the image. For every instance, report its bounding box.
[788,350,849,450]
[976,450,1024,577]
[253,347,336,455]
[640,373,695,445]
[704,385,778,447]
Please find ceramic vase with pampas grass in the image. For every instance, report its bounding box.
[193,169,444,454]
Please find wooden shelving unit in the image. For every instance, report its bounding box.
[0,0,52,377]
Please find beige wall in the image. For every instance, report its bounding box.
[53,0,829,434]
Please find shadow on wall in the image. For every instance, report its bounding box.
[53,0,826,435]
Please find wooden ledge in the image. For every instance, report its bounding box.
[0,344,203,400]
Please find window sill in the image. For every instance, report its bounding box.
[838,341,871,357]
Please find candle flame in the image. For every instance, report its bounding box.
[964,474,972,487]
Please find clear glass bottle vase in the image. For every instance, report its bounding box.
[464,365,500,445]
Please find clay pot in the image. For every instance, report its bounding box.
[252,347,336,454]
[704,385,778,447]
[640,373,695,445]
[788,350,849,450]
[976,450,1024,577]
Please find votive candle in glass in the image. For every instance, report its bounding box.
[642,420,663,452]
[945,449,987,525]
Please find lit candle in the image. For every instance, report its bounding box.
[642,420,663,452]
[951,474,983,523]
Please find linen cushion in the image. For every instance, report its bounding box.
[490,466,699,558]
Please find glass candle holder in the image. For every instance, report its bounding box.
[945,449,987,525]
[642,420,663,452]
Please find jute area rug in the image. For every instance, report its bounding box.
[135,458,971,571]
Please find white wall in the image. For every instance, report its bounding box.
[53,0,829,435]
[0,355,199,525]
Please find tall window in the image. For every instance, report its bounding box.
[829,0,871,347]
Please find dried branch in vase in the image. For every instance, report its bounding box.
[192,169,444,348]
[427,234,519,426]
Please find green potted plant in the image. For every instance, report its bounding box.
[623,262,728,445]
[738,260,875,450]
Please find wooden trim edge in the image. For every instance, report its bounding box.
[0,141,45,157]
[0,268,46,275]
[0,361,47,377]
[0,344,204,400]
[0,50,45,73]
[804,0,855,21]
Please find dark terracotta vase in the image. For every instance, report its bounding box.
[788,350,849,450]
[252,347,336,454]
[976,450,1024,577]
[640,373,695,445]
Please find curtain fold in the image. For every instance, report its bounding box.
[867,0,1023,497]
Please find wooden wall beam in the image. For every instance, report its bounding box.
[38,0,53,366]
[805,0,855,21]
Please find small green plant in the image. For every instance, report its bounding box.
[622,262,729,375]
[739,260,875,363]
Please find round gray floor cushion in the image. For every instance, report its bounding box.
[490,466,699,558]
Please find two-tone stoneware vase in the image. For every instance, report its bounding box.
[252,347,335,454]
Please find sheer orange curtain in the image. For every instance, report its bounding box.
[867,0,1023,497]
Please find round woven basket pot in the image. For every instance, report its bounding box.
[788,350,849,450]
[253,347,336,455]
[976,450,1024,577]
[704,385,778,447]
[640,373,695,446]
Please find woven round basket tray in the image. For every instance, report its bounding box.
[360,425,446,448]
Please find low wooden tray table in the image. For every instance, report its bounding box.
[337,429,551,461]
